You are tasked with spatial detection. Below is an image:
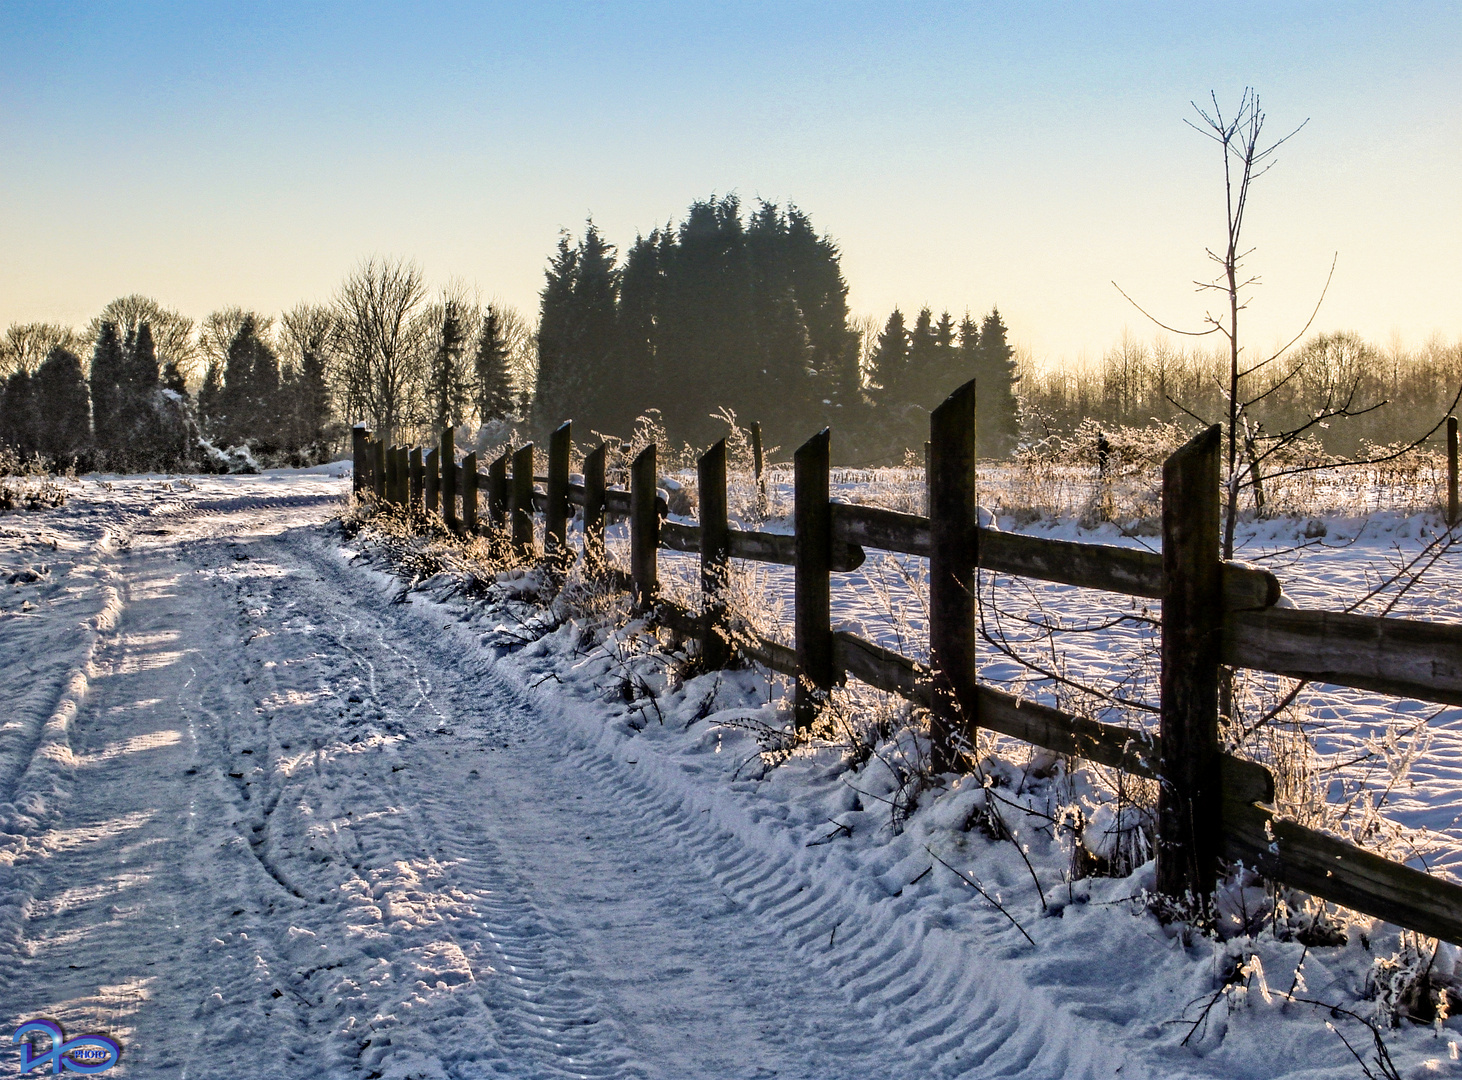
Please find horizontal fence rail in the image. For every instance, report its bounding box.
[349,401,1462,946]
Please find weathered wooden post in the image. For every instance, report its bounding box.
[546,421,572,556]
[511,443,535,554]
[1157,424,1225,903]
[928,379,979,773]
[487,453,508,529]
[1448,415,1458,527]
[352,425,371,498]
[440,428,457,531]
[582,443,607,568]
[794,429,833,729]
[408,447,424,512]
[630,444,658,610]
[751,421,767,519]
[698,439,730,669]
[395,447,410,506]
[372,440,386,503]
[424,448,440,515]
[460,452,478,533]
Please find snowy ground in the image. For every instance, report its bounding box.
[3,468,1462,1078]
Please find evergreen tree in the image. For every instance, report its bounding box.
[869,308,910,396]
[213,316,279,446]
[425,298,472,433]
[32,347,91,460]
[197,362,222,436]
[532,223,619,437]
[0,369,37,456]
[974,307,1020,457]
[746,201,814,439]
[614,230,667,434]
[783,205,861,418]
[656,196,755,445]
[902,307,940,412]
[90,321,125,451]
[472,307,516,424]
[532,234,580,437]
[278,303,335,458]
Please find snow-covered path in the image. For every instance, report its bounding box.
[0,481,1110,1079]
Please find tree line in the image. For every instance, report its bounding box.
[1018,331,1462,459]
[0,195,1021,472]
[532,195,1019,460]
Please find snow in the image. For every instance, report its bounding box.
[2,470,1462,1077]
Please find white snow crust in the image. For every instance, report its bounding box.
[1,469,1461,1078]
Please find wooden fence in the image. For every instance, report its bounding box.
[351,381,1462,945]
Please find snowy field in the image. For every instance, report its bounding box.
[3,467,1462,1078]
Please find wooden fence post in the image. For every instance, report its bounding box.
[630,444,658,610]
[546,421,572,555]
[751,421,766,518]
[1157,424,1225,903]
[372,440,386,503]
[698,438,730,668]
[424,448,440,514]
[440,428,457,530]
[352,425,370,498]
[794,429,833,729]
[928,379,979,773]
[460,452,478,533]
[1448,415,1458,527]
[395,447,410,507]
[583,443,606,569]
[511,443,535,555]
[488,453,508,529]
[409,447,424,512]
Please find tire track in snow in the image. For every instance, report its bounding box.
[281,528,1129,1079]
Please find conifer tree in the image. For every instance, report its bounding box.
[278,303,336,457]
[615,230,667,434]
[656,196,755,445]
[90,321,125,451]
[532,235,579,437]
[869,308,910,397]
[472,307,516,424]
[198,362,222,436]
[214,316,279,446]
[0,369,37,456]
[32,347,91,460]
[425,297,472,434]
[974,307,1019,457]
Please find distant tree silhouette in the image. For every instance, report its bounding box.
[213,316,282,448]
[32,347,91,460]
[0,369,37,457]
[974,307,1019,457]
[424,294,473,434]
[472,307,517,425]
[89,321,126,452]
[533,224,619,437]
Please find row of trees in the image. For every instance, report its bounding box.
[1018,330,1462,458]
[0,198,1022,471]
[531,197,1019,459]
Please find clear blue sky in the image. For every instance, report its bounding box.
[2,1,1458,363]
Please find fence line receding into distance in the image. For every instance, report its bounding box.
[351,385,1462,946]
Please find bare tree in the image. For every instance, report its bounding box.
[333,257,428,442]
[278,304,336,378]
[0,323,84,376]
[200,307,276,374]
[1113,90,1400,558]
[86,295,198,383]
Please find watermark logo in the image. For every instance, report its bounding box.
[11,1019,120,1075]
